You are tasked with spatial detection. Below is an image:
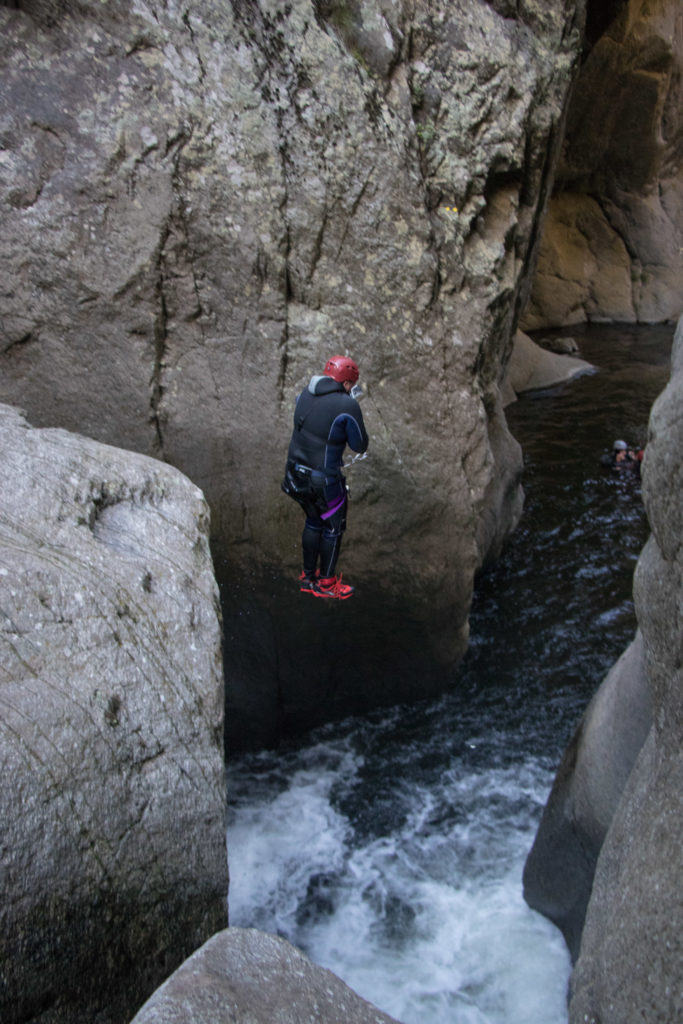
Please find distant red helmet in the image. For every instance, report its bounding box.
[323,355,360,384]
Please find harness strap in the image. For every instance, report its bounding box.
[292,461,341,483]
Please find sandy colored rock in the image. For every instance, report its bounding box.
[522,193,636,326]
[523,0,683,328]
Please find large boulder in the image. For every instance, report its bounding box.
[522,631,651,959]
[522,0,683,328]
[0,405,227,1024]
[129,927,401,1024]
[567,315,683,1022]
[501,328,594,404]
[0,0,586,746]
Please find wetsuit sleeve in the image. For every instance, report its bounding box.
[343,402,369,453]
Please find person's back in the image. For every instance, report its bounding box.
[287,373,368,475]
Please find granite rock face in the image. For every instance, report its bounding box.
[523,315,683,1021]
[566,315,683,1023]
[0,405,227,1024]
[522,632,651,960]
[129,927,401,1024]
[0,0,585,745]
[523,0,683,328]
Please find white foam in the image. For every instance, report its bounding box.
[228,762,353,933]
[228,743,571,1024]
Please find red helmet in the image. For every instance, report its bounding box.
[323,355,359,384]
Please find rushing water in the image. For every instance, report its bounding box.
[226,324,673,1024]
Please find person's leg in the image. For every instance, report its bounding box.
[313,496,354,598]
[300,518,323,591]
[319,529,342,578]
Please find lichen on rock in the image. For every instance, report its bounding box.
[0,0,586,743]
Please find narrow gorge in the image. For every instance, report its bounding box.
[0,0,681,1022]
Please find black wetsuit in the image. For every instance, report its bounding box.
[283,375,368,578]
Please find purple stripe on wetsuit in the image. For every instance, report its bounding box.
[320,493,346,520]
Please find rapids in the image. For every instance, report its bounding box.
[226,323,673,1024]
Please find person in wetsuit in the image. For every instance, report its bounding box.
[601,439,642,473]
[282,355,369,599]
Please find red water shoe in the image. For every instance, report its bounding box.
[312,575,354,600]
[299,570,320,594]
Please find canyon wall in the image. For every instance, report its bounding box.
[522,631,651,960]
[522,0,683,329]
[567,314,683,1023]
[0,0,586,747]
[0,405,227,1024]
[524,315,683,1022]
